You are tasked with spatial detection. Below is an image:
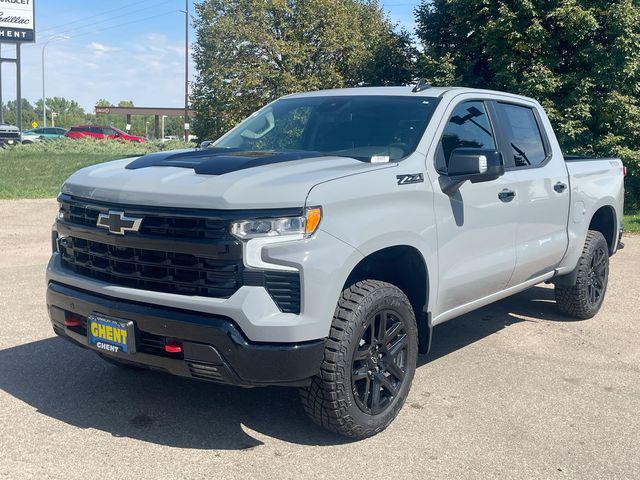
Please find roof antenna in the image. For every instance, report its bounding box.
[412,78,431,93]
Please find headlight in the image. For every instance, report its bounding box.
[231,207,322,240]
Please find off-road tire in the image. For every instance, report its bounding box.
[300,280,418,438]
[555,230,610,319]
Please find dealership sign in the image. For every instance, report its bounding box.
[0,0,35,43]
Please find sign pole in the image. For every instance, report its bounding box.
[16,43,21,131]
[0,0,35,129]
[0,43,3,124]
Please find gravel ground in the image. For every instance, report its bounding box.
[1,199,638,480]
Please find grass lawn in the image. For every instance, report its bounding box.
[623,211,640,234]
[0,151,126,199]
[0,138,192,199]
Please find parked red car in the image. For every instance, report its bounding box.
[65,126,146,142]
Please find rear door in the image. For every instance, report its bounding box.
[492,101,570,286]
[431,98,518,314]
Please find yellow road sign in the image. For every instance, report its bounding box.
[31,121,38,129]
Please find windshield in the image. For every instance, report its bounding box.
[214,95,440,161]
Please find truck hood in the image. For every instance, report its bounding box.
[61,148,394,209]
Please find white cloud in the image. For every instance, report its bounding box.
[88,42,119,54]
[2,33,195,112]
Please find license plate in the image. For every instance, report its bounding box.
[87,314,135,354]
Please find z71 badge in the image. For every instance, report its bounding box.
[396,173,424,185]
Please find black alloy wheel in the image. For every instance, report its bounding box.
[586,245,608,308]
[351,309,409,415]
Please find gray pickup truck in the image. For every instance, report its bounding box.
[47,85,624,438]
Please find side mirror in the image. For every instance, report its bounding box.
[440,148,505,195]
[199,140,214,149]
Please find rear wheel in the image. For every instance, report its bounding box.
[300,280,418,438]
[555,230,610,319]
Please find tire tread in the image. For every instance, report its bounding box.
[300,280,416,438]
[555,230,609,319]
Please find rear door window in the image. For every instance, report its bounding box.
[495,103,547,167]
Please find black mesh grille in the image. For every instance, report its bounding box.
[60,236,242,298]
[57,197,301,313]
[60,199,232,241]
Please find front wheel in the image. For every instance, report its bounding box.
[300,280,418,438]
[555,230,610,319]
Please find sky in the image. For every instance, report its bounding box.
[0,0,419,112]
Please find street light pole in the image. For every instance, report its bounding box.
[183,0,189,142]
[42,35,69,128]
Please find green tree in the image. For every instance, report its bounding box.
[192,0,415,140]
[34,97,86,128]
[415,0,640,209]
[2,99,38,130]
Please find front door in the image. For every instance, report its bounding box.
[430,99,518,317]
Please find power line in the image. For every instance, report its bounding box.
[37,0,163,35]
[43,0,177,39]
[65,10,179,40]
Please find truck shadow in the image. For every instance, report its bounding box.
[0,286,578,450]
[424,285,577,365]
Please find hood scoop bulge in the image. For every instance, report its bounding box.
[126,148,327,176]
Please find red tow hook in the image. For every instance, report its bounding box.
[64,313,83,327]
[163,339,183,354]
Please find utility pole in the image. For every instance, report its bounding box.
[183,0,189,142]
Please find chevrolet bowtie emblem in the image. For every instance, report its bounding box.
[96,211,143,235]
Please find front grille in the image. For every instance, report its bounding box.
[60,199,232,241]
[57,196,302,313]
[60,236,242,298]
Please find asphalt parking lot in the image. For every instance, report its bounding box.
[1,198,639,480]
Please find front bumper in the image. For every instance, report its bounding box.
[47,282,325,387]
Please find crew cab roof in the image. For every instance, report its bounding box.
[284,86,454,99]
[283,85,537,103]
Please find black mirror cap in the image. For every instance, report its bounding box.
[449,148,505,182]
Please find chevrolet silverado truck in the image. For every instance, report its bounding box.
[46,85,624,438]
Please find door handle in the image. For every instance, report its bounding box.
[554,182,567,193]
[498,189,516,202]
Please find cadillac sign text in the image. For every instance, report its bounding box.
[0,0,35,43]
